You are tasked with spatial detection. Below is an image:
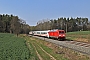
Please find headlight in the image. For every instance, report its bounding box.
[59,35,61,36]
[63,35,65,36]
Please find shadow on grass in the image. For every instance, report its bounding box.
[64,39,73,41]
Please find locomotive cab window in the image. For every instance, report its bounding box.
[59,31,64,34]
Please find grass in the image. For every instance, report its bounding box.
[28,42,39,60]
[34,42,51,60]
[0,33,30,60]
[28,38,56,60]
[66,31,90,43]
[21,36,39,60]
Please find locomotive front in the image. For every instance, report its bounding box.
[58,30,66,39]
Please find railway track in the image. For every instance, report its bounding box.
[32,36,90,56]
[65,41,90,48]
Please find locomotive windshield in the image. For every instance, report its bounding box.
[59,31,64,34]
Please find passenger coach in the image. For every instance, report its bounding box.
[29,30,50,37]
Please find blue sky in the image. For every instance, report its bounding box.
[0,0,90,26]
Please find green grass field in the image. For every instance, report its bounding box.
[66,31,90,42]
[0,33,30,60]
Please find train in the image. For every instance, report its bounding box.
[29,29,66,40]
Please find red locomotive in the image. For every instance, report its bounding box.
[48,30,65,40]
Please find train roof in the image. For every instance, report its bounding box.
[50,29,64,31]
[32,30,50,32]
[49,29,65,32]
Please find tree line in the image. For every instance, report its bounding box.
[30,17,90,32]
[0,14,30,36]
[1,14,90,34]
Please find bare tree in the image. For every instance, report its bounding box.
[10,16,20,37]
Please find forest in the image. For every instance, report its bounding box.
[0,14,30,35]
[31,17,90,32]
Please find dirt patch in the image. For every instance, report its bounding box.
[75,38,89,43]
